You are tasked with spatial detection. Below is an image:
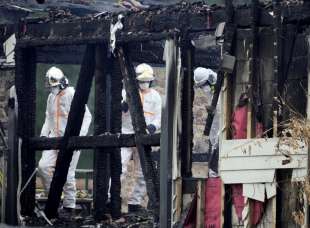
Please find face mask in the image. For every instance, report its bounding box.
[50,86,60,95]
[202,84,210,92]
[139,82,150,91]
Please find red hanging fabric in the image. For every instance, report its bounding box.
[231,184,245,222]
[204,178,223,228]
[231,103,265,225]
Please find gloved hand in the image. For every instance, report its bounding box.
[146,124,156,134]
[121,101,129,113]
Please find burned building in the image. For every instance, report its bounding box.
[1,0,310,227]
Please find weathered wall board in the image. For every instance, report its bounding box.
[220,138,307,184]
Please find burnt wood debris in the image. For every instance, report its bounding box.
[1,0,310,227]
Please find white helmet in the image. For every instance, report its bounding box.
[193,67,217,87]
[135,63,155,82]
[46,66,66,87]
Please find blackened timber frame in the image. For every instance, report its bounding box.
[15,47,37,216]
[15,3,310,49]
[14,30,174,222]
[93,43,112,220]
[109,53,123,219]
[180,40,194,178]
[11,2,253,223]
[248,0,260,138]
[44,44,96,218]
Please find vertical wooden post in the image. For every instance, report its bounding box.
[273,1,283,227]
[160,38,179,227]
[181,45,194,177]
[44,45,96,218]
[222,1,236,227]
[243,1,260,226]
[196,180,206,228]
[15,47,36,216]
[93,44,111,221]
[5,87,18,225]
[109,56,123,219]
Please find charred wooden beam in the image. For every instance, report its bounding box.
[109,56,123,219]
[93,43,111,221]
[274,0,284,97]
[273,0,284,226]
[117,46,159,219]
[17,30,177,47]
[44,44,96,219]
[15,47,36,216]
[221,2,235,226]
[5,89,19,225]
[14,3,310,49]
[248,0,260,137]
[180,41,194,177]
[29,134,160,150]
[269,0,283,133]
[16,4,295,48]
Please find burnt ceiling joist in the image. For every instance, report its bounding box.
[12,2,309,67]
[16,3,310,47]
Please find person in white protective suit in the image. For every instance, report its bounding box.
[121,63,162,212]
[38,66,92,215]
[194,67,220,175]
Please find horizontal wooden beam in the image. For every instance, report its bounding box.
[17,30,178,47]
[29,133,160,150]
[13,5,262,47]
[16,2,310,48]
[9,2,310,48]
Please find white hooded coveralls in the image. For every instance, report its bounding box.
[38,86,92,209]
[121,88,161,205]
[202,85,220,149]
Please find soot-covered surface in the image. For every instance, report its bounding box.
[24,210,154,228]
